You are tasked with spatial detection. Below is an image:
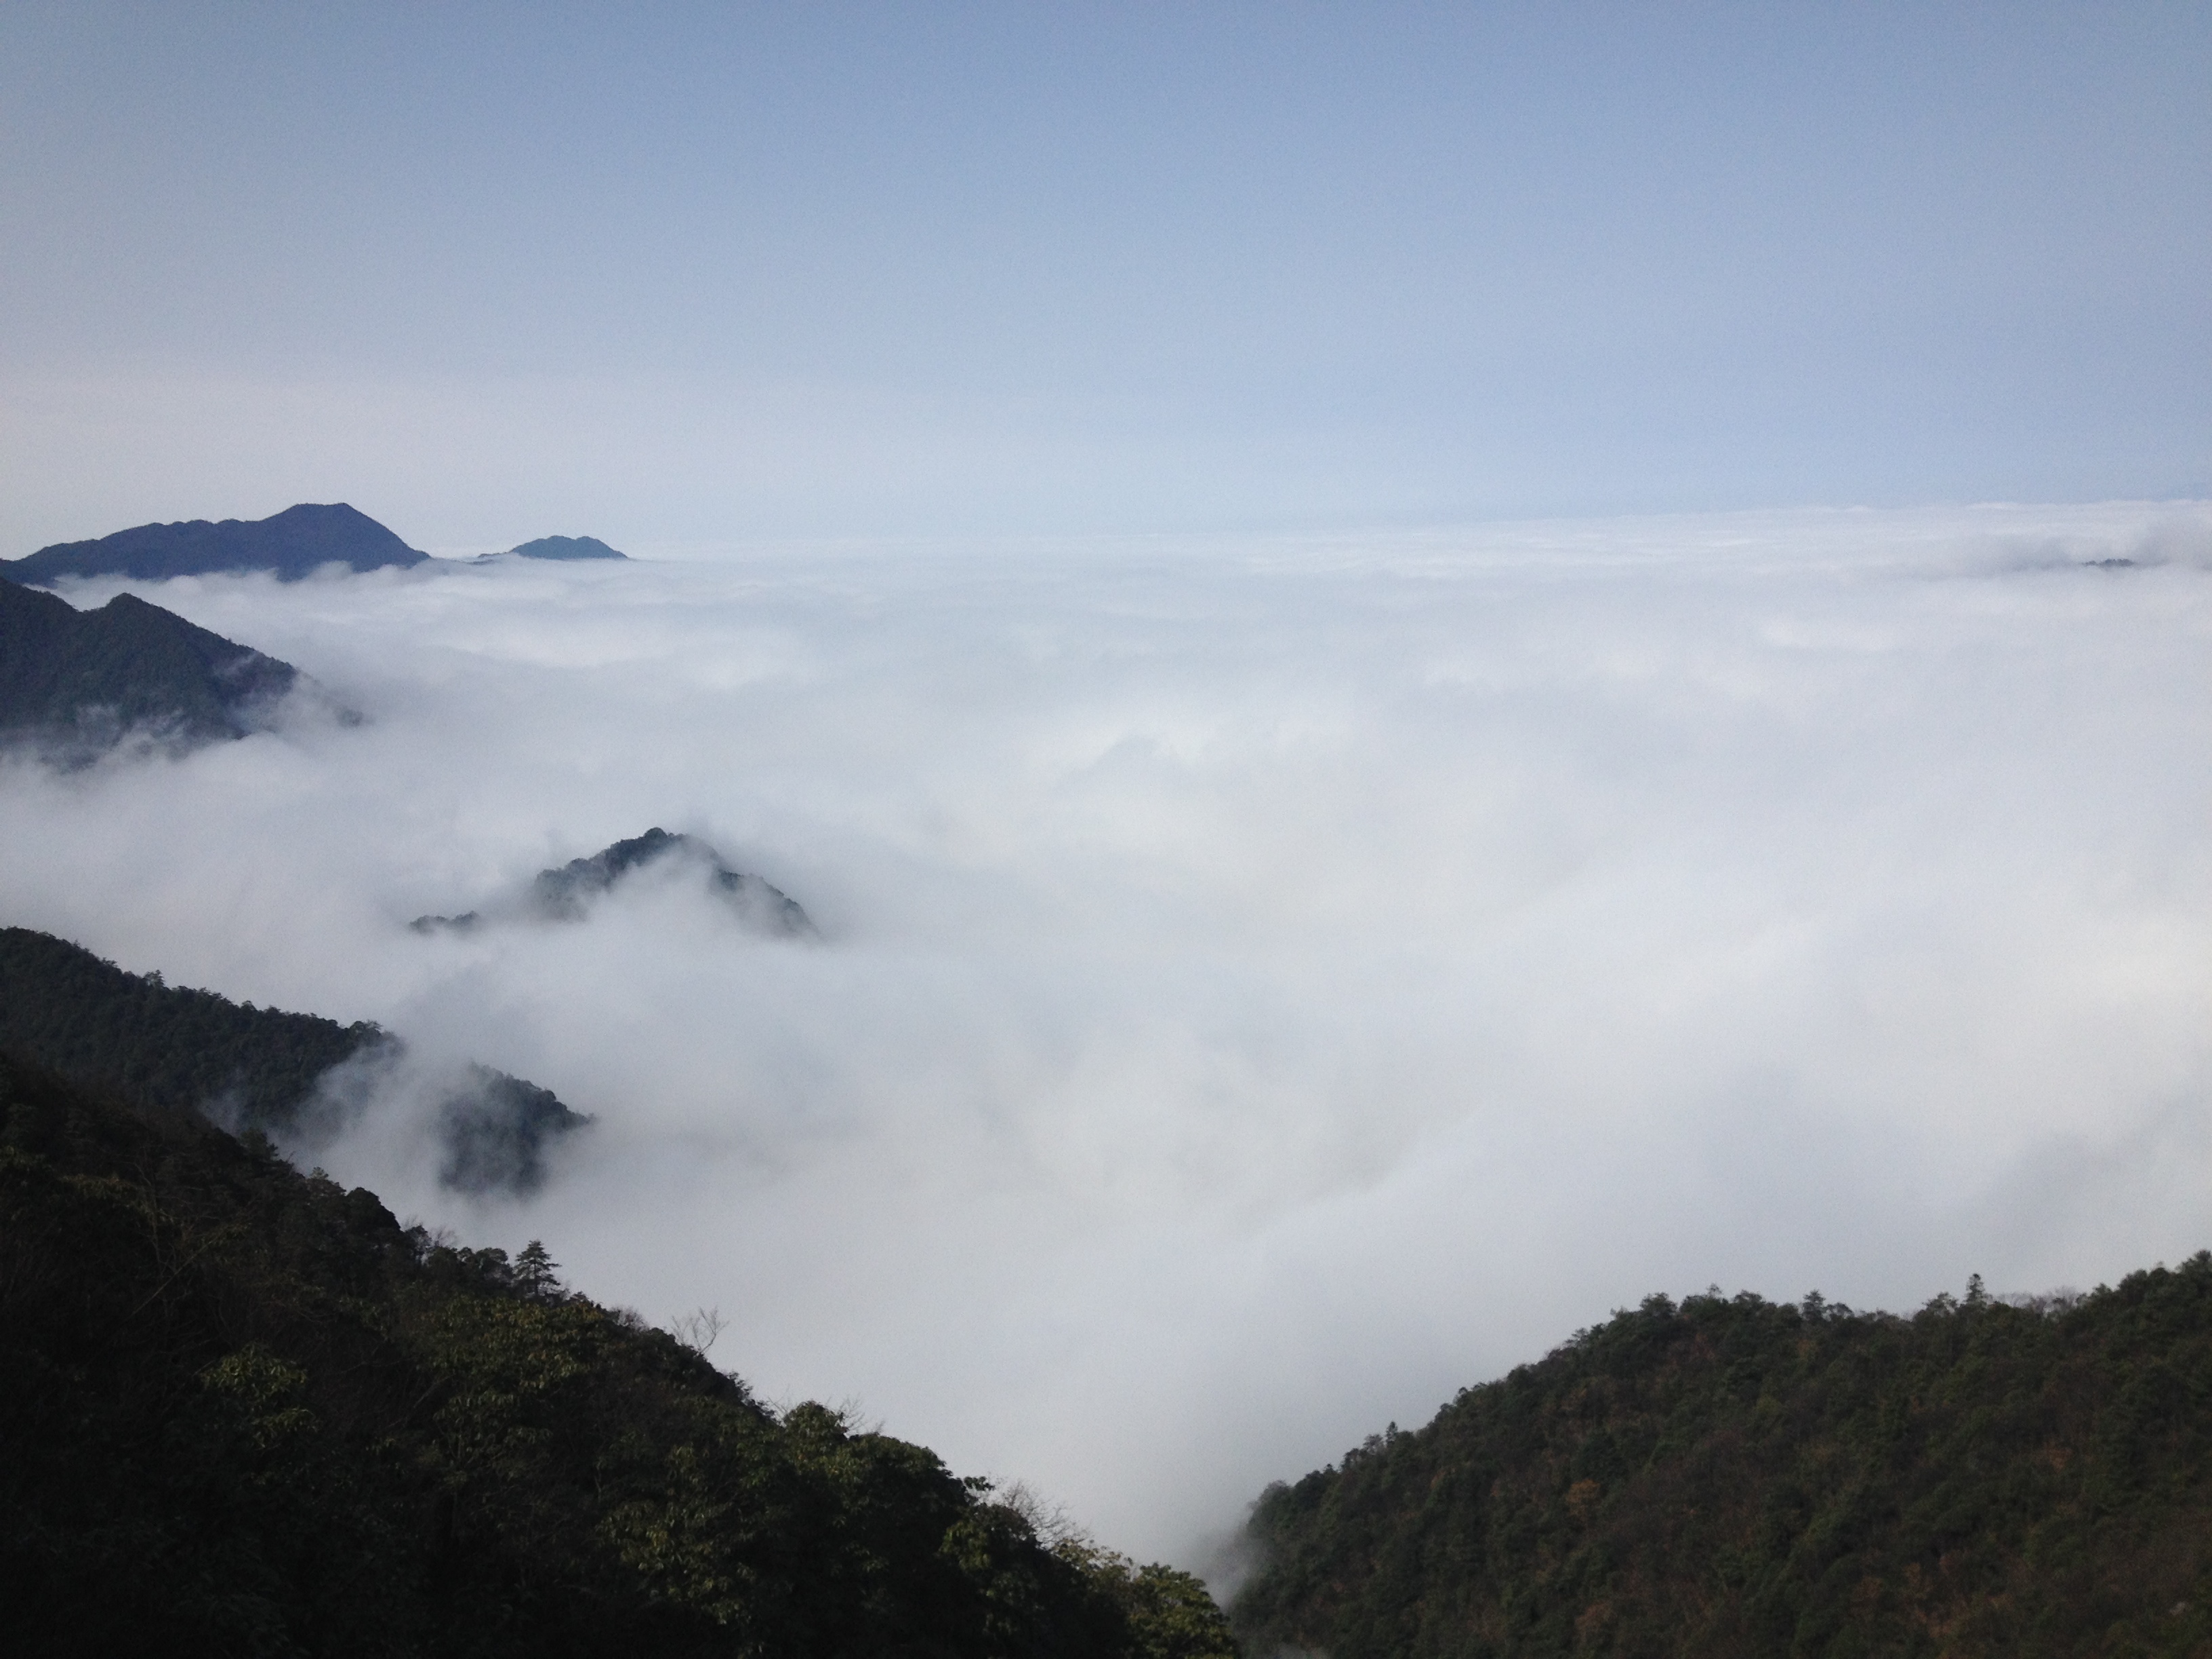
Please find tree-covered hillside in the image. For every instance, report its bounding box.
[1233,1273,2212,1657]
[1,575,302,760]
[0,1052,1240,1657]
[0,925,377,1128]
[0,927,588,1196]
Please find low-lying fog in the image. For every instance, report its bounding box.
[4,501,2209,1569]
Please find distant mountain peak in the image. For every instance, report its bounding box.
[3,502,429,584]
[506,535,627,560]
[412,827,815,939]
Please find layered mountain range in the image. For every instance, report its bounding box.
[8,922,2207,1655]
[4,504,634,583]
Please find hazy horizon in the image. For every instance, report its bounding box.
[4,4,2207,548]
[4,2,2209,1584]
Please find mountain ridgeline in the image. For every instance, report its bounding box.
[1,575,321,762]
[0,1056,1240,1657]
[0,928,587,1197]
[3,502,429,584]
[5,504,640,580]
[413,827,815,939]
[506,534,627,560]
[1231,1273,2212,1658]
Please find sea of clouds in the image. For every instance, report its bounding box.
[2,499,2209,1570]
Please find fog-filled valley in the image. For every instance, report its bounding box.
[4,499,2209,1570]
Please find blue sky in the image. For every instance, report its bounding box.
[5,6,2212,1563]
[3,3,2207,544]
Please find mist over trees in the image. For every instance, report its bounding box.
[1,504,2207,1643]
[1,506,2204,1573]
[0,1052,1239,1656]
[2,0,2205,1637]
[411,827,814,940]
[0,575,304,762]
[0,928,589,1199]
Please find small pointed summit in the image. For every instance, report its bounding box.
[411,827,812,939]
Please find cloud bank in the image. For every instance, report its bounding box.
[1,500,2207,1568]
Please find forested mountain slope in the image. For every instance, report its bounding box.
[1233,1273,2212,1658]
[1,575,304,760]
[0,928,588,1196]
[0,1054,1239,1657]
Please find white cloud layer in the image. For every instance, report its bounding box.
[3,500,2209,1568]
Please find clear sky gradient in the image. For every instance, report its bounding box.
[3,3,2207,546]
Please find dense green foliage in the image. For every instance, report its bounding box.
[0,1053,1240,1657]
[1,575,298,757]
[1235,1274,2212,1656]
[5,501,428,583]
[0,925,377,1130]
[0,927,588,1195]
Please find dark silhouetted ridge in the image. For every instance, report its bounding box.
[1,575,310,761]
[5,502,429,583]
